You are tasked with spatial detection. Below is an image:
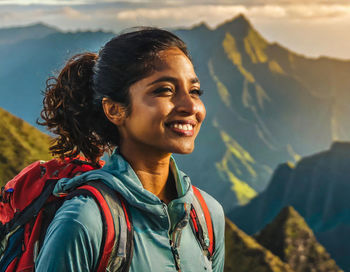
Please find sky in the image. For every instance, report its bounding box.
[1,0,350,59]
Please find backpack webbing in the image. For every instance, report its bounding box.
[190,186,215,259]
[66,180,133,272]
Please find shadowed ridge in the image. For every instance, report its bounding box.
[228,163,294,234]
[227,143,350,270]
[254,206,342,272]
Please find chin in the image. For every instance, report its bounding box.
[171,144,195,154]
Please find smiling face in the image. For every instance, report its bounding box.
[116,47,206,157]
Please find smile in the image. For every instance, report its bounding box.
[170,123,193,131]
[166,121,196,136]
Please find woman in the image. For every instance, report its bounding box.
[35,27,225,271]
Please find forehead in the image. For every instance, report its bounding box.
[153,47,195,74]
[129,47,199,92]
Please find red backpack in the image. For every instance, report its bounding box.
[0,158,214,272]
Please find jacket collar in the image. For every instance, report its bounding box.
[54,149,193,217]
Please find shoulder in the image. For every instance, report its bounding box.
[56,194,103,226]
[35,195,103,271]
[195,187,225,224]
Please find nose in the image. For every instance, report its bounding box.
[175,92,198,115]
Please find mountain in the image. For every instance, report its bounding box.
[254,206,341,272]
[228,142,350,270]
[0,107,52,185]
[173,14,350,210]
[225,217,293,271]
[1,14,350,211]
[0,29,115,132]
[0,23,59,45]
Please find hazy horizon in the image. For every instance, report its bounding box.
[1,0,349,60]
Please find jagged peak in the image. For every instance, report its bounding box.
[190,21,211,31]
[216,13,252,32]
[255,205,341,271]
[257,205,311,238]
[225,217,294,271]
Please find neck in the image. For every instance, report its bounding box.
[119,144,177,204]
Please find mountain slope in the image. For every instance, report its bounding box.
[174,14,350,210]
[255,206,342,272]
[0,107,51,185]
[225,217,294,272]
[228,142,350,270]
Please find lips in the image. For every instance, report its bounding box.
[165,120,197,136]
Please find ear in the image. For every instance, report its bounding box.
[102,97,126,126]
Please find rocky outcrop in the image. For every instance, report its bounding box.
[255,206,342,272]
[225,217,294,272]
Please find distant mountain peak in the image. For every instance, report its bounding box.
[0,22,58,32]
[216,13,252,34]
[255,206,341,271]
[233,13,251,26]
[0,22,59,45]
[190,21,211,31]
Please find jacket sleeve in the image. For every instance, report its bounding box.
[35,195,103,272]
[199,189,225,272]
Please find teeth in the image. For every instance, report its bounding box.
[170,123,193,131]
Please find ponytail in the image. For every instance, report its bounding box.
[38,53,104,165]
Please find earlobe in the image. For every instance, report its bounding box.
[102,98,126,126]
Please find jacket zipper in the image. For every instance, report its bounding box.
[162,202,183,272]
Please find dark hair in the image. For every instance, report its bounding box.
[38,27,190,165]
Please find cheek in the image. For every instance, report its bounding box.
[197,100,206,122]
[134,100,173,128]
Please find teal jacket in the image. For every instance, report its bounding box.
[35,151,225,271]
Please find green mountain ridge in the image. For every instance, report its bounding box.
[254,206,342,272]
[224,205,341,271]
[0,107,52,184]
[225,217,294,271]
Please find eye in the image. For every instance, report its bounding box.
[153,87,174,95]
[190,88,204,97]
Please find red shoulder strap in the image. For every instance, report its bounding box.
[192,186,214,256]
[77,184,115,272]
[73,182,133,272]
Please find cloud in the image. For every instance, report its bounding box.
[285,4,350,19]
[115,3,350,28]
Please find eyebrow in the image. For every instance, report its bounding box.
[147,76,200,86]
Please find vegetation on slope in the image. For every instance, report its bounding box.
[0,107,51,185]
[255,206,342,272]
[225,217,294,272]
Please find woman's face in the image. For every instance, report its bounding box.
[118,47,206,156]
